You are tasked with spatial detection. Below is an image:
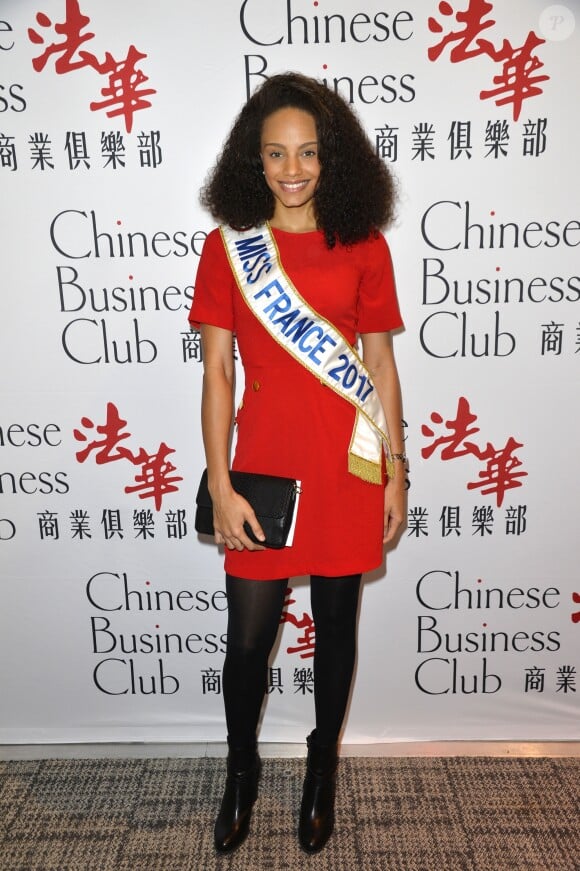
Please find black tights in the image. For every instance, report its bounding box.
[223,573,362,747]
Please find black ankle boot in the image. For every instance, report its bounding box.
[298,730,338,853]
[214,743,261,853]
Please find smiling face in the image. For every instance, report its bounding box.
[260,107,321,229]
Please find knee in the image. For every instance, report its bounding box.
[312,609,357,640]
[225,636,272,666]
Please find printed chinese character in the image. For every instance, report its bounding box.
[0,134,18,171]
[90,46,156,134]
[479,31,549,122]
[505,505,527,536]
[541,321,564,355]
[428,0,496,63]
[101,131,125,168]
[74,402,136,464]
[65,131,90,169]
[183,330,203,363]
[422,396,481,461]
[70,509,91,539]
[428,1,549,121]
[411,123,436,161]
[467,437,527,507]
[75,402,182,510]
[28,0,97,74]
[101,509,124,540]
[281,588,316,659]
[38,510,59,540]
[124,442,183,511]
[28,1,155,133]
[138,130,162,167]
[472,505,493,535]
[422,397,527,508]
[448,121,472,159]
[484,120,509,158]
[133,509,154,539]
[293,667,314,695]
[407,507,429,537]
[166,509,188,539]
[524,666,545,692]
[556,666,576,694]
[287,623,316,659]
[267,667,284,694]
[440,506,461,537]
[375,125,398,162]
[29,133,54,169]
[522,118,547,157]
[201,668,222,695]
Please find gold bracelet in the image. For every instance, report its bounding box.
[392,452,407,462]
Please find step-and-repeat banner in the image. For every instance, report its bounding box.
[1,1,578,743]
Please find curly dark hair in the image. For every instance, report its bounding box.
[200,72,397,248]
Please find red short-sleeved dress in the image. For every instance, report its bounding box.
[189,226,402,580]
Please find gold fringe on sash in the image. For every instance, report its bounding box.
[348,452,385,485]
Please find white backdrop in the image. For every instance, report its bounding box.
[1,0,579,744]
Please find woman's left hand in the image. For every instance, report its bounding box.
[383,479,405,544]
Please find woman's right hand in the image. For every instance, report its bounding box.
[212,488,266,551]
[198,323,265,551]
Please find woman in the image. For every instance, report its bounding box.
[189,72,405,854]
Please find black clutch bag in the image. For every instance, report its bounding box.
[195,469,299,549]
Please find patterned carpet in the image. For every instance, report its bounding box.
[1,756,578,870]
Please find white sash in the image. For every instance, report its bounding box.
[220,223,394,484]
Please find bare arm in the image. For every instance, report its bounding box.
[200,324,265,551]
[361,331,406,544]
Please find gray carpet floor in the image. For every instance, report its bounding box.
[1,756,579,870]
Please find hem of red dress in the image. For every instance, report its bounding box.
[223,554,384,581]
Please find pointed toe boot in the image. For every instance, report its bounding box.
[298,731,338,853]
[214,744,261,853]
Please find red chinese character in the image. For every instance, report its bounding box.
[280,588,316,659]
[479,31,549,122]
[90,45,156,133]
[28,0,97,73]
[428,0,496,62]
[287,623,316,659]
[421,396,483,461]
[124,442,183,511]
[467,436,528,506]
[428,1,549,122]
[572,593,580,625]
[74,402,138,464]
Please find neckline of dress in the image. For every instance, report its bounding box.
[269,223,322,237]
